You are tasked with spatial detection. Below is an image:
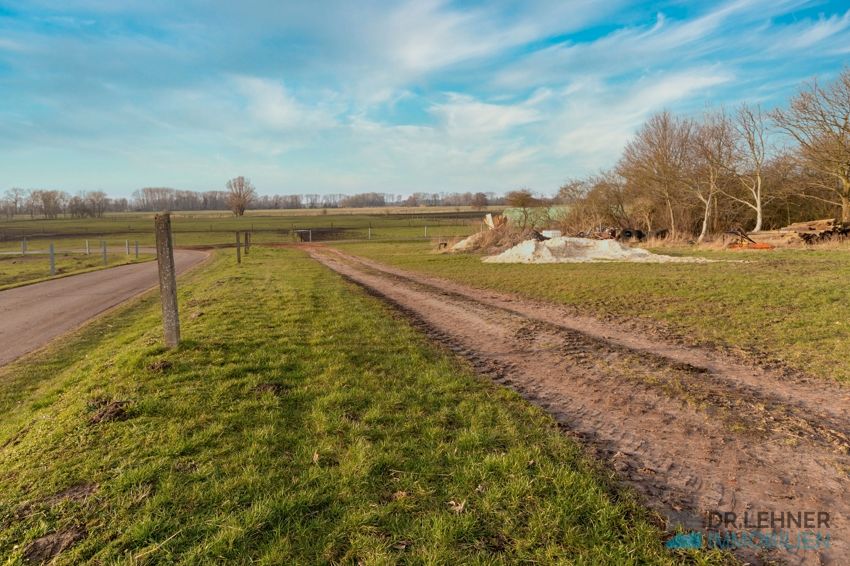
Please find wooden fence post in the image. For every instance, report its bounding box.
[155,213,180,348]
[236,231,242,264]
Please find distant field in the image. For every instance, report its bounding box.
[0,207,494,251]
[337,240,850,383]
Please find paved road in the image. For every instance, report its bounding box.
[0,250,208,366]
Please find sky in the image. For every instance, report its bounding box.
[1,1,849,198]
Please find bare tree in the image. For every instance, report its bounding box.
[226,176,256,216]
[772,68,850,221]
[506,188,539,229]
[86,191,109,218]
[4,188,25,216]
[723,104,770,231]
[618,111,692,238]
[691,110,736,242]
[471,192,488,210]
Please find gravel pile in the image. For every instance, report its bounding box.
[482,237,711,264]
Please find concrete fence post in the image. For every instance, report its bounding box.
[368,226,371,240]
[154,213,180,348]
[244,232,250,256]
[101,240,107,266]
[424,225,428,238]
[125,239,130,255]
[49,243,55,276]
[309,229,312,242]
[236,231,242,264]
[135,240,139,259]
[85,239,90,255]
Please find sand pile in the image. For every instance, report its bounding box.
[483,237,711,264]
[451,232,486,252]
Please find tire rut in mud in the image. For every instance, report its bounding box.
[309,247,850,565]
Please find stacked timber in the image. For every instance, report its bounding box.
[780,218,850,243]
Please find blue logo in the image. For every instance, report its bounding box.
[666,532,703,549]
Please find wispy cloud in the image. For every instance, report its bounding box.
[0,0,848,194]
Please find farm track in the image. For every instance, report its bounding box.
[308,245,850,565]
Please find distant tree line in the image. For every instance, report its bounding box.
[1,185,497,219]
[0,189,128,220]
[557,68,850,240]
[127,189,497,212]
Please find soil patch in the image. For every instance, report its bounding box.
[146,359,172,372]
[88,400,130,425]
[22,526,86,564]
[253,382,285,396]
[44,483,98,506]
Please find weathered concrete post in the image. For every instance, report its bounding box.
[424,225,428,238]
[154,213,180,348]
[244,232,250,256]
[309,229,312,243]
[85,239,90,255]
[49,243,55,276]
[135,240,139,259]
[101,240,108,266]
[125,239,130,255]
[236,231,241,264]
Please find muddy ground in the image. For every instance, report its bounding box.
[308,245,850,565]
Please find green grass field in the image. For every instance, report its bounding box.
[0,208,491,252]
[337,241,850,383]
[0,248,724,564]
[0,252,154,290]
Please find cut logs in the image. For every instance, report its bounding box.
[780,218,850,244]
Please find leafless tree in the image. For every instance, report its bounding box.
[4,188,25,216]
[506,188,539,229]
[226,176,256,216]
[86,191,109,218]
[691,110,736,242]
[618,111,693,238]
[471,192,489,210]
[723,104,770,231]
[772,68,850,221]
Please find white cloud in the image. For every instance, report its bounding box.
[0,38,26,52]
[430,93,542,135]
[231,76,339,131]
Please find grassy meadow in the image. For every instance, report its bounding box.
[0,247,726,564]
[0,252,154,290]
[337,240,850,383]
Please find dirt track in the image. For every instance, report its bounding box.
[309,246,850,565]
[0,250,208,366]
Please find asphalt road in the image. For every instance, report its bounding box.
[0,250,208,366]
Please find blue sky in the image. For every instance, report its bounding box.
[1,0,849,198]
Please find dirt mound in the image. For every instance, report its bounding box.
[451,228,539,254]
[483,237,711,264]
